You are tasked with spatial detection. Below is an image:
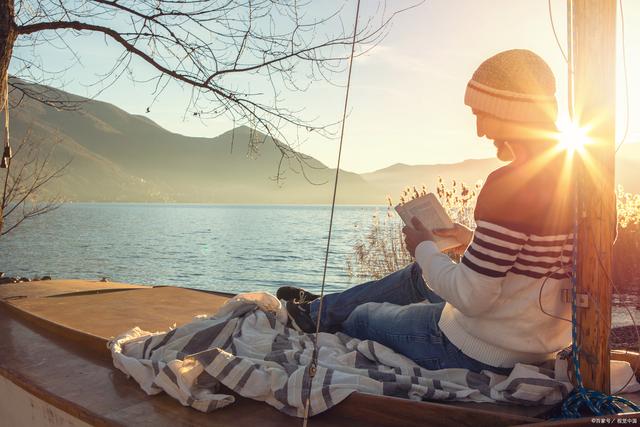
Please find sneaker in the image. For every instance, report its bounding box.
[285,300,316,333]
[276,286,320,303]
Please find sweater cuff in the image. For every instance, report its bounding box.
[415,240,440,273]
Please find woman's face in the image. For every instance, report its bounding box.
[475,111,491,138]
[473,110,515,161]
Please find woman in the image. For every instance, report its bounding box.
[278,49,573,374]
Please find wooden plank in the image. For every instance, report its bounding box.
[7,286,230,339]
[0,304,338,427]
[611,350,640,376]
[0,303,546,427]
[610,350,640,404]
[332,393,541,427]
[0,279,148,300]
[571,0,617,394]
[0,281,554,425]
[0,374,92,427]
[511,412,640,427]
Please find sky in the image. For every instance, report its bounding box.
[12,0,640,174]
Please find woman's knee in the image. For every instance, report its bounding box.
[342,302,380,337]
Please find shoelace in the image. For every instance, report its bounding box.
[295,290,313,307]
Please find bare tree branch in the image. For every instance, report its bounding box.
[1,131,69,236]
[9,76,81,110]
[5,1,421,182]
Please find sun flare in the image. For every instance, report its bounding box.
[557,119,591,154]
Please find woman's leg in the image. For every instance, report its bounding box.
[309,262,444,332]
[342,301,508,374]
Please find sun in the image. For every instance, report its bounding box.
[557,118,591,154]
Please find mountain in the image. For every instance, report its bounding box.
[360,158,502,200]
[8,81,382,204]
[8,80,640,204]
[362,144,640,198]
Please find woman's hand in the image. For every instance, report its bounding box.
[402,217,435,257]
[433,223,473,256]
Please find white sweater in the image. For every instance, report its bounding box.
[416,221,571,367]
[415,159,574,368]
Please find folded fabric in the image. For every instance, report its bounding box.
[109,292,573,417]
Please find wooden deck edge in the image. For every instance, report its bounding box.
[0,364,123,427]
[151,285,236,298]
[1,299,110,354]
[0,285,237,352]
[44,287,153,299]
[510,412,640,426]
[334,392,544,426]
[0,283,564,426]
[611,350,640,377]
[0,373,93,427]
[1,294,550,427]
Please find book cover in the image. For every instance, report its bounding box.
[395,193,459,252]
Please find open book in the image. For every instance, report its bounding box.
[395,193,459,252]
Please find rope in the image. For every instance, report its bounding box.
[547,0,568,63]
[301,1,361,425]
[1,71,12,235]
[1,72,10,170]
[615,0,630,153]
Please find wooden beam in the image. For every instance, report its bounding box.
[571,0,617,394]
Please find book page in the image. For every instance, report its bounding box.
[395,193,459,252]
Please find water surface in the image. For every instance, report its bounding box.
[1,203,636,326]
[0,203,382,295]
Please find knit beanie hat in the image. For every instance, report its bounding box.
[464,49,557,123]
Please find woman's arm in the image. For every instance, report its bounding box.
[412,220,527,316]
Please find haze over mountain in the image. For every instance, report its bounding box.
[363,145,640,198]
[9,81,381,204]
[8,80,640,204]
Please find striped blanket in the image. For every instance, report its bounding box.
[109,292,572,417]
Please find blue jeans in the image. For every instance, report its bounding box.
[309,263,510,374]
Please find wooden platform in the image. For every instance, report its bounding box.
[0,280,637,426]
[6,286,230,340]
[0,279,147,300]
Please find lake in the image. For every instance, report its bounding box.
[0,203,385,295]
[1,203,637,327]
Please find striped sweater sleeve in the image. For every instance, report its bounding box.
[415,220,527,317]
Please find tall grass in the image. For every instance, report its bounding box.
[346,179,481,279]
[614,186,640,291]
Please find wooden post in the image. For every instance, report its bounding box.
[571,0,617,394]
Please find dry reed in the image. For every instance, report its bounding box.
[346,179,481,279]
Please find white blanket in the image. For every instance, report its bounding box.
[109,292,573,417]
